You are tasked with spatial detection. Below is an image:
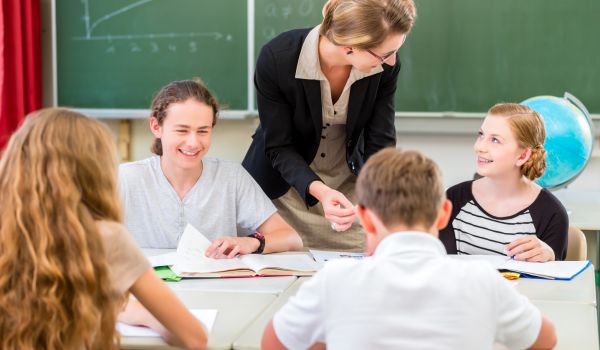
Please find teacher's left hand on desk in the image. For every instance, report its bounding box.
[205,236,259,259]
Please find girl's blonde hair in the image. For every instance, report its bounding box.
[320,0,416,49]
[0,108,123,349]
[488,103,547,180]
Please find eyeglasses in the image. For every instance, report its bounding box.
[365,49,396,64]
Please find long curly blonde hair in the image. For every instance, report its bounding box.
[0,108,124,349]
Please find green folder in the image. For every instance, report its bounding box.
[154,266,182,282]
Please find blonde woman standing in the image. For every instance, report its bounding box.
[0,108,206,349]
[243,0,416,251]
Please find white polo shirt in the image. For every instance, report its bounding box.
[273,232,541,350]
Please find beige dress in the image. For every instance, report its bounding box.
[273,26,383,252]
[97,220,150,294]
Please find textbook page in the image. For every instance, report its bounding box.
[170,224,318,276]
[241,253,319,273]
[172,224,248,275]
[176,223,213,258]
[117,309,218,337]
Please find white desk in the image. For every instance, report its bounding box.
[121,291,277,350]
[165,276,297,294]
[512,264,596,305]
[132,249,599,350]
[532,301,599,350]
[231,273,599,350]
[233,277,308,350]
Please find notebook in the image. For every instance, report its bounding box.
[452,255,591,280]
[117,309,217,337]
[153,224,318,278]
[309,249,365,268]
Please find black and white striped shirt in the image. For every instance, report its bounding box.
[453,201,535,255]
[439,180,569,260]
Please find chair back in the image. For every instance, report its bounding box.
[566,226,587,261]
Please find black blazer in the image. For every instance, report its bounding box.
[242,28,400,207]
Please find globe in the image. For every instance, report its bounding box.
[521,93,594,189]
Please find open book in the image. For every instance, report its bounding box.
[157,224,318,278]
[452,255,591,280]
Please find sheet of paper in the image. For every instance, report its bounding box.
[309,249,365,265]
[176,224,213,258]
[147,252,178,267]
[117,309,218,337]
[242,253,319,272]
[172,223,247,275]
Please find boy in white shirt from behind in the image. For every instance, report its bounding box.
[262,148,557,350]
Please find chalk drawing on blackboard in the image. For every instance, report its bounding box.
[73,0,233,42]
[260,0,318,40]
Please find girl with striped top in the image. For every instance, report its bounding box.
[439,103,568,261]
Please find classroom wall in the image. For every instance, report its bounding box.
[42,0,600,191]
[102,117,600,192]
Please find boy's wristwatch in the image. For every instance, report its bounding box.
[247,232,265,254]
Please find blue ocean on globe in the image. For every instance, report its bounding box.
[521,95,594,189]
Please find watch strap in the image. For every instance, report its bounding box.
[247,232,265,254]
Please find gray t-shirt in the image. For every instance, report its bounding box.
[119,156,277,248]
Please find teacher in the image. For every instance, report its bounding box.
[243,0,416,251]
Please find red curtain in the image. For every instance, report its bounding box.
[0,0,42,149]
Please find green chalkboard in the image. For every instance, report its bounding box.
[254,0,600,113]
[57,0,600,113]
[254,0,325,57]
[57,0,247,110]
[397,0,600,112]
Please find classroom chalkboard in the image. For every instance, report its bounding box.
[56,0,600,113]
[57,0,248,110]
[398,0,600,113]
[254,0,325,57]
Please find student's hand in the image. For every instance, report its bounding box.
[205,236,260,259]
[309,181,356,232]
[506,236,555,262]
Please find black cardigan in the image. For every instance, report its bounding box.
[242,28,400,207]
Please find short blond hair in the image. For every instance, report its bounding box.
[488,103,547,180]
[356,148,445,228]
[320,0,417,50]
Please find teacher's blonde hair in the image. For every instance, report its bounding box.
[320,0,417,49]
